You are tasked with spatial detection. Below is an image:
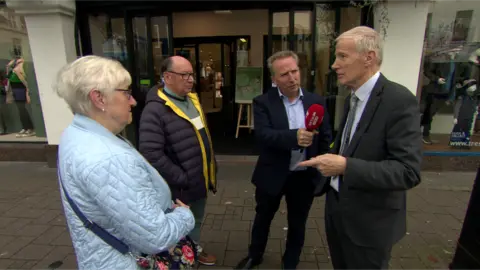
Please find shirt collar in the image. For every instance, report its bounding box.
[278,87,304,99]
[352,71,380,101]
[164,87,187,101]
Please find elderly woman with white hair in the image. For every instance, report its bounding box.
[54,55,195,270]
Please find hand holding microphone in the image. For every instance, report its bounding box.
[298,104,325,150]
[297,129,315,147]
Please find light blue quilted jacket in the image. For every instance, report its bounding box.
[58,114,195,270]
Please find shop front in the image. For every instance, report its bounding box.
[7,0,476,170]
[75,1,370,155]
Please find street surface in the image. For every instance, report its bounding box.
[0,161,475,269]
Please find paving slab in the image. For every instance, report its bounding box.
[0,161,476,269]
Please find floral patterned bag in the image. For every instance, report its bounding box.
[136,236,198,270]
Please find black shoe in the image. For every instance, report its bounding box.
[233,256,262,269]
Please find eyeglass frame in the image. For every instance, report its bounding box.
[165,70,196,81]
[115,88,133,99]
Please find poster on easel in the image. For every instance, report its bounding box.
[235,67,263,103]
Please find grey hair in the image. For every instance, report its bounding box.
[336,26,383,65]
[53,55,132,115]
[267,50,299,75]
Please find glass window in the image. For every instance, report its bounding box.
[315,4,335,96]
[151,16,170,85]
[294,11,312,91]
[272,12,289,54]
[88,14,128,66]
[315,5,362,133]
[418,0,480,151]
[0,6,46,142]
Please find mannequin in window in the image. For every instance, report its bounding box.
[422,48,468,144]
[0,71,8,135]
[6,47,35,138]
[450,79,478,147]
[469,48,480,133]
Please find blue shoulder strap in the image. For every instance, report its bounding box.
[57,159,130,255]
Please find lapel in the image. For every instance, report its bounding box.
[268,88,289,130]
[343,74,386,157]
[269,88,312,129]
[302,92,314,118]
[334,95,351,154]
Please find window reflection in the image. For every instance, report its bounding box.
[89,15,128,65]
[151,16,169,85]
[418,1,480,150]
[294,11,312,91]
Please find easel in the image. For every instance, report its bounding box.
[235,100,253,139]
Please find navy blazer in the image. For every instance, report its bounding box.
[251,88,333,196]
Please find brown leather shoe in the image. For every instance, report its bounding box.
[198,251,216,266]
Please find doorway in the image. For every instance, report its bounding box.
[173,36,257,154]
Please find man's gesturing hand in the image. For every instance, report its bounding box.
[297,128,315,148]
[297,154,347,176]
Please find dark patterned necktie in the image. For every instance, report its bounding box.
[340,94,359,155]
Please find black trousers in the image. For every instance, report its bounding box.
[325,189,392,269]
[0,103,8,132]
[420,94,445,137]
[450,167,480,269]
[15,101,34,130]
[249,170,314,269]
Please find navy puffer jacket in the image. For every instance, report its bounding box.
[139,87,217,204]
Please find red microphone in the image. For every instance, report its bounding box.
[305,104,325,131]
[300,104,325,152]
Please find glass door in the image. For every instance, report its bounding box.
[132,16,150,100]
[173,37,238,137]
[130,15,171,101]
[81,12,172,146]
[267,6,315,92]
[124,13,172,146]
[293,10,313,91]
[198,43,222,114]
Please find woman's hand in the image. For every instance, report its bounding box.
[173,199,190,209]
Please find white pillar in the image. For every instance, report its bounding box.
[6,0,76,145]
[375,0,431,96]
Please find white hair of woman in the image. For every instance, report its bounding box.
[54,55,132,115]
[54,55,135,134]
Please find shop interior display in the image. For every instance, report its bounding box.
[1,48,36,139]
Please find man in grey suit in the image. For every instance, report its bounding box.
[299,26,422,269]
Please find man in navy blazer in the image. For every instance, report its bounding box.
[235,50,332,270]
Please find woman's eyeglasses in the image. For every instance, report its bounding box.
[115,89,133,99]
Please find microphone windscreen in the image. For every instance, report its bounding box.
[305,104,325,131]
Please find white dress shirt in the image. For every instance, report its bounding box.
[330,72,380,191]
[278,88,307,171]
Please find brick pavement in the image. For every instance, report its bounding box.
[0,161,476,269]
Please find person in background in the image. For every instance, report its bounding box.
[422,50,469,144]
[235,50,332,270]
[0,71,8,135]
[299,26,422,269]
[138,56,217,266]
[54,55,195,269]
[6,48,35,138]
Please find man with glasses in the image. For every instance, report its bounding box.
[139,56,217,266]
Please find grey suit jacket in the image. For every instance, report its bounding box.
[327,73,423,248]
